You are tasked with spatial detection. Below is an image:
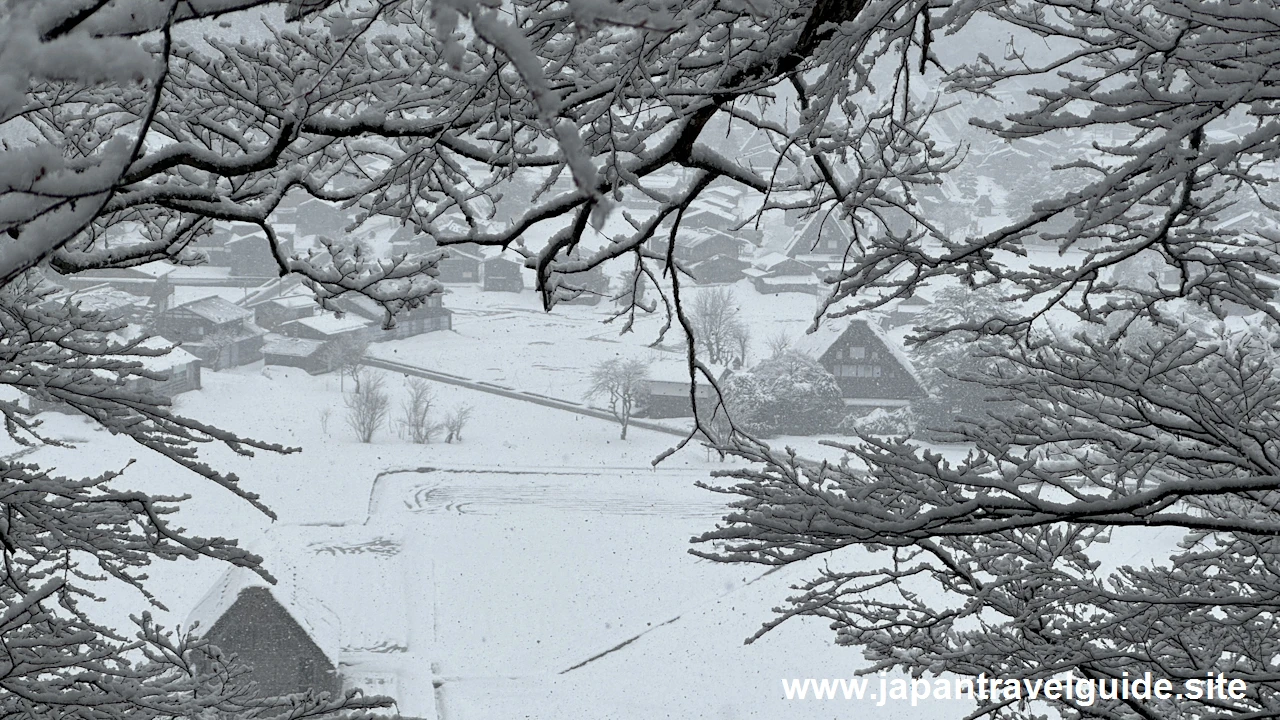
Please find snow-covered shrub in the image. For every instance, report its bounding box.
[724,351,845,437]
[841,407,917,437]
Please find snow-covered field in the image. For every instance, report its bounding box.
[17,283,1185,720]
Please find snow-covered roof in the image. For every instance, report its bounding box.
[792,316,926,389]
[752,251,794,270]
[645,355,726,384]
[761,212,855,257]
[757,275,820,286]
[58,285,148,314]
[179,295,253,324]
[242,276,311,308]
[185,526,427,717]
[288,313,373,336]
[187,566,343,668]
[134,336,200,373]
[262,336,325,357]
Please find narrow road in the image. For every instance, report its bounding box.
[363,356,692,437]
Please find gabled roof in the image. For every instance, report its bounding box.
[187,566,342,668]
[791,316,926,389]
[440,244,485,261]
[761,211,856,257]
[684,228,747,249]
[133,336,201,373]
[242,276,310,308]
[177,295,254,324]
[185,526,427,717]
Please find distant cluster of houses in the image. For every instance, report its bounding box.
[35,180,950,416]
[38,267,455,408]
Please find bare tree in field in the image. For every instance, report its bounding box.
[764,332,792,360]
[688,287,749,366]
[321,335,369,392]
[397,377,438,444]
[442,404,474,444]
[586,359,650,440]
[344,371,389,443]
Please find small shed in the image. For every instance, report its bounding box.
[638,356,727,420]
[262,336,330,374]
[279,313,375,344]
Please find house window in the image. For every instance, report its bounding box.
[838,364,882,378]
[845,346,866,360]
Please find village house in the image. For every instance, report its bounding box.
[52,263,175,311]
[154,295,267,370]
[261,335,330,374]
[331,293,453,339]
[284,195,354,240]
[28,333,201,415]
[743,252,821,295]
[186,528,435,718]
[241,276,318,330]
[688,253,750,285]
[39,284,160,328]
[756,211,857,265]
[278,313,376,344]
[128,337,203,400]
[437,245,484,283]
[482,255,524,292]
[884,295,933,329]
[637,356,729,420]
[789,318,927,409]
[188,568,344,698]
[226,232,294,278]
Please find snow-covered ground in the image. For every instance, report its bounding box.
[18,283,1187,720]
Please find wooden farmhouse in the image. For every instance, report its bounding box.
[884,295,933,328]
[436,245,484,284]
[186,528,435,718]
[225,233,294,278]
[154,295,267,370]
[279,313,376,344]
[482,255,524,292]
[688,254,750,285]
[557,263,611,305]
[188,568,344,698]
[789,318,928,409]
